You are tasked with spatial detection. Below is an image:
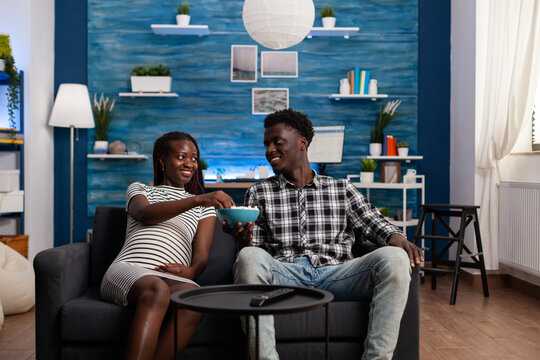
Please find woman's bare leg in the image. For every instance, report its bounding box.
[126,275,171,360]
[153,282,202,360]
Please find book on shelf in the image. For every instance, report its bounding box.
[354,66,360,94]
[382,133,388,156]
[387,136,397,156]
[348,69,355,94]
[359,70,366,95]
[364,70,371,95]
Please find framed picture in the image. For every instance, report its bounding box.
[231,45,258,82]
[252,88,289,115]
[381,162,402,183]
[261,51,298,78]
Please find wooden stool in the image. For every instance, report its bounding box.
[413,204,489,305]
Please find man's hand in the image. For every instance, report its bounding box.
[387,233,424,268]
[222,221,254,250]
[154,263,196,279]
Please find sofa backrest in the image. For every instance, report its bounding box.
[90,206,128,287]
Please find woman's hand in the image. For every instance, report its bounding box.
[196,191,235,209]
[222,221,254,250]
[154,263,196,280]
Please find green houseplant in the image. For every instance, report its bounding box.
[320,6,336,28]
[200,158,209,178]
[360,158,377,184]
[397,141,409,157]
[176,2,191,26]
[130,65,172,93]
[369,99,402,155]
[0,34,21,141]
[92,93,115,153]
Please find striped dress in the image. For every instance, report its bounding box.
[100,182,215,306]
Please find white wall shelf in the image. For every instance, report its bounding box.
[87,154,149,160]
[119,92,179,98]
[307,27,359,38]
[367,155,423,164]
[151,24,210,36]
[329,94,389,101]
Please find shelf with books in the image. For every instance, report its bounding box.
[150,24,210,36]
[329,94,388,101]
[307,27,359,39]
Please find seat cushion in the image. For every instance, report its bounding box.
[0,242,35,315]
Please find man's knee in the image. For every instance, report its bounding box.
[234,247,274,284]
[376,246,412,283]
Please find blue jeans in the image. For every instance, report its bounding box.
[233,246,412,360]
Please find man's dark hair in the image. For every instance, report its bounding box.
[264,108,315,145]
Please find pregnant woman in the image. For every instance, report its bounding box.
[100,131,234,360]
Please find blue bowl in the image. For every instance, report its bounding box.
[216,207,260,228]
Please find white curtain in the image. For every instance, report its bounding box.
[476,0,540,269]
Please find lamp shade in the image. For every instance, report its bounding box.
[48,84,94,128]
[242,0,315,50]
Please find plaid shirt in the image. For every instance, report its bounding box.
[245,172,403,267]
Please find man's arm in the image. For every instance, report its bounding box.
[386,233,423,268]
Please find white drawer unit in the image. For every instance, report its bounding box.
[0,169,20,192]
[0,190,24,213]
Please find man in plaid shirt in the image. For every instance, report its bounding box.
[227,108,423,360]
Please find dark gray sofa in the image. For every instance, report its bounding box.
[34,206,419,360]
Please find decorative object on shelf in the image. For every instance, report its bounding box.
[320,6,336,28]
[370,99,402,156]
[242,0,315,50]
[0,34,21,141]
[92,93,115,154]
[216,168,225,183]
[395,209,412,221]
[127,140,142,154]
[339,78,350,95]
[258,165,269,178]
[131,64,172,93]
[200,158,209,178]
[48,84,94,244]
[378,207,393,220]
[108,140,126,154]
[397,142,409,157]
[368,79,378,95]
[360,158,377,184]
[176,1,190,26]
[403,168,417,184]
[381,161,401,183]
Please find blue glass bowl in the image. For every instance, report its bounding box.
[216,208,260,228]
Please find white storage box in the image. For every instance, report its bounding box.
[130,76,172,93]
[0,170,20,192]
[0,190,24,213]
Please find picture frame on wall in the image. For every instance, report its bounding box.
[252,88,289,115]
[231,45,258,82]
[261,51,298,78]
[381,162,402,183]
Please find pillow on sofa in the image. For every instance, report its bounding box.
[0,242,35,315]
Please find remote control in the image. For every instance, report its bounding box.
[250,288,295,307]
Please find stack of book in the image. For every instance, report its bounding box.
[382,134,397,156]
[347,67,371,95]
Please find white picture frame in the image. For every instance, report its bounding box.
[261,51,298,78]
[231,45,258,82]
[252,88,289,115]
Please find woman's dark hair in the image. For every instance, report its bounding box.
[153,131,205,195]
[264,108,315,145]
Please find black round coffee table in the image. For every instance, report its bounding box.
[170,284,334,360]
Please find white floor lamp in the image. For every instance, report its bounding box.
[48,84,94,244]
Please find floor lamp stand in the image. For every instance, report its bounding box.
[69,125,74,245]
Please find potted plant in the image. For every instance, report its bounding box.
[131,64,172,93]
[360,158,377,184]
[370,99,402,156]
[176,2,190,26]
[0,34,21,141]
[378,207,393,220]
[200,158,209,179]
[320,6,336,28]
[92,93,116,154]
[397,142,409,157]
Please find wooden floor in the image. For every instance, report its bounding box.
[0,274,538,360]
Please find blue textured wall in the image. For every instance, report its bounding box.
[87,0,419,215]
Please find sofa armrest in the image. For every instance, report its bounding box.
[34,242,91,360]
[395,266,420,360]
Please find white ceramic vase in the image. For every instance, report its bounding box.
[360,172,374,184]
[94,141,109,154]
[0,59,5,72]
[369,143,382,156]
[397,147,409,157]
[322,17,336,28]
[176,14,191,26]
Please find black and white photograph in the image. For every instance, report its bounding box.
[252,88,289,114]
[230,45,258,82]
[261,51,298,78]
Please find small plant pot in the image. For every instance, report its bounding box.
[94,141,109,154]
[369,143,382,156]
[176,14,191,26]
[131,76,172,93]
[360,172,374,184]
[397,147,409,157]
[322,17,336,28]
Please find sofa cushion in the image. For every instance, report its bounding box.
[194,224,237,286]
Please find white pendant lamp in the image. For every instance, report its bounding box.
[242,0,315,50]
